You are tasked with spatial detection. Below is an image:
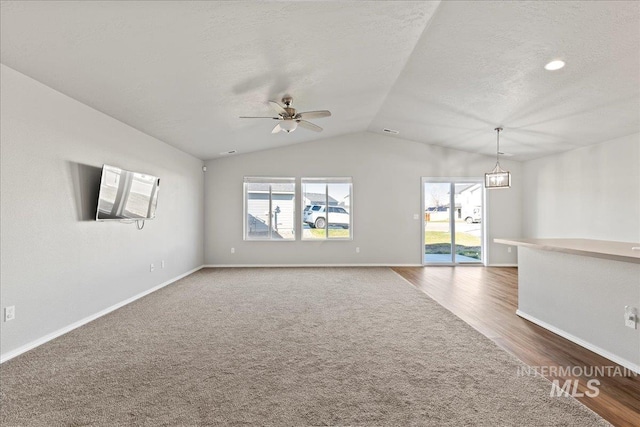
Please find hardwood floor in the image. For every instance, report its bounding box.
[392,266,640,427]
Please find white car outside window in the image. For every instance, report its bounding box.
[303,205,350,229]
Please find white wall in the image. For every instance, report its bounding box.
[204,132,522,266]
[0,65,205,357]
[517,247,640,372]
[522,133,640,242]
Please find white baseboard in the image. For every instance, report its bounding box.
[516,310,640,374]
[202,264,423,268]
[204,264,515,268]
[1,265,204,364]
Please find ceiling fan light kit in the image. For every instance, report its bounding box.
[485,127,511,189]
[240,96,331,134]
[279,120,298,133]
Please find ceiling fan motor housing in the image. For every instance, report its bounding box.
[282,96,296,117]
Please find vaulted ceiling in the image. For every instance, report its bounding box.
[1,1,638,161]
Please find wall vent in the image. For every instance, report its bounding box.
[382,128,399,134]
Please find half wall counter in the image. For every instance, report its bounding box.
[495,238,640,373]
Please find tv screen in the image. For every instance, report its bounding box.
[96,164,160,221]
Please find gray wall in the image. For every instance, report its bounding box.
[518,247,640,371]
[522,133,640,242]
[0,65,205,356]
[204,132,522,266]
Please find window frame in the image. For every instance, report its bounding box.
[243,177,296,241]
[301,177,353,241]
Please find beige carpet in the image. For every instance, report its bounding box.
[1,268,608,426]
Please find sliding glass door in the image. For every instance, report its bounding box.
[423,179,483,265]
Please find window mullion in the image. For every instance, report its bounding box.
[450,182,456,263]
[325,183,329,239]
[268,184,273,240]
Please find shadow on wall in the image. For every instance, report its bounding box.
[68,162,102,221]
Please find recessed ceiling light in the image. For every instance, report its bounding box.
[383,128,400,134]
[544,60,565,71]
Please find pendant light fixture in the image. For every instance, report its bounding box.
[485,127,511,189]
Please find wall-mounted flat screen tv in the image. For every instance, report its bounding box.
[96,164,160,221]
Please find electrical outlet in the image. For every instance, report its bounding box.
[231,248,235,254]
[624,306,637,329]
[4,306,15,322]
[356,247,360,253]
[508,247,512,253]
[161,260,165,269]
[413,214,419,220]
[150,263,155,272]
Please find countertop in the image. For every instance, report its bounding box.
[494,238,640,264]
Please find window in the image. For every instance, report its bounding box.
[301,178,352,240]
[244,177,295,240]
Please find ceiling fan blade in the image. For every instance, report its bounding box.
[295,110,331,120]
[239,116,279,119]
[271,124,282,134]
[268,101,288,117]
[297,120,322,132]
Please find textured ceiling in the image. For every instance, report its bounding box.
[1,1,638,161]
[370,1,640,160]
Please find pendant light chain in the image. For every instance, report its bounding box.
[495,127,503,167]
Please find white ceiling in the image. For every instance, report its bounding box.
[1,1,638,161]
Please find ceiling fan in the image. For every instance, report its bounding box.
[240,96,331,134]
